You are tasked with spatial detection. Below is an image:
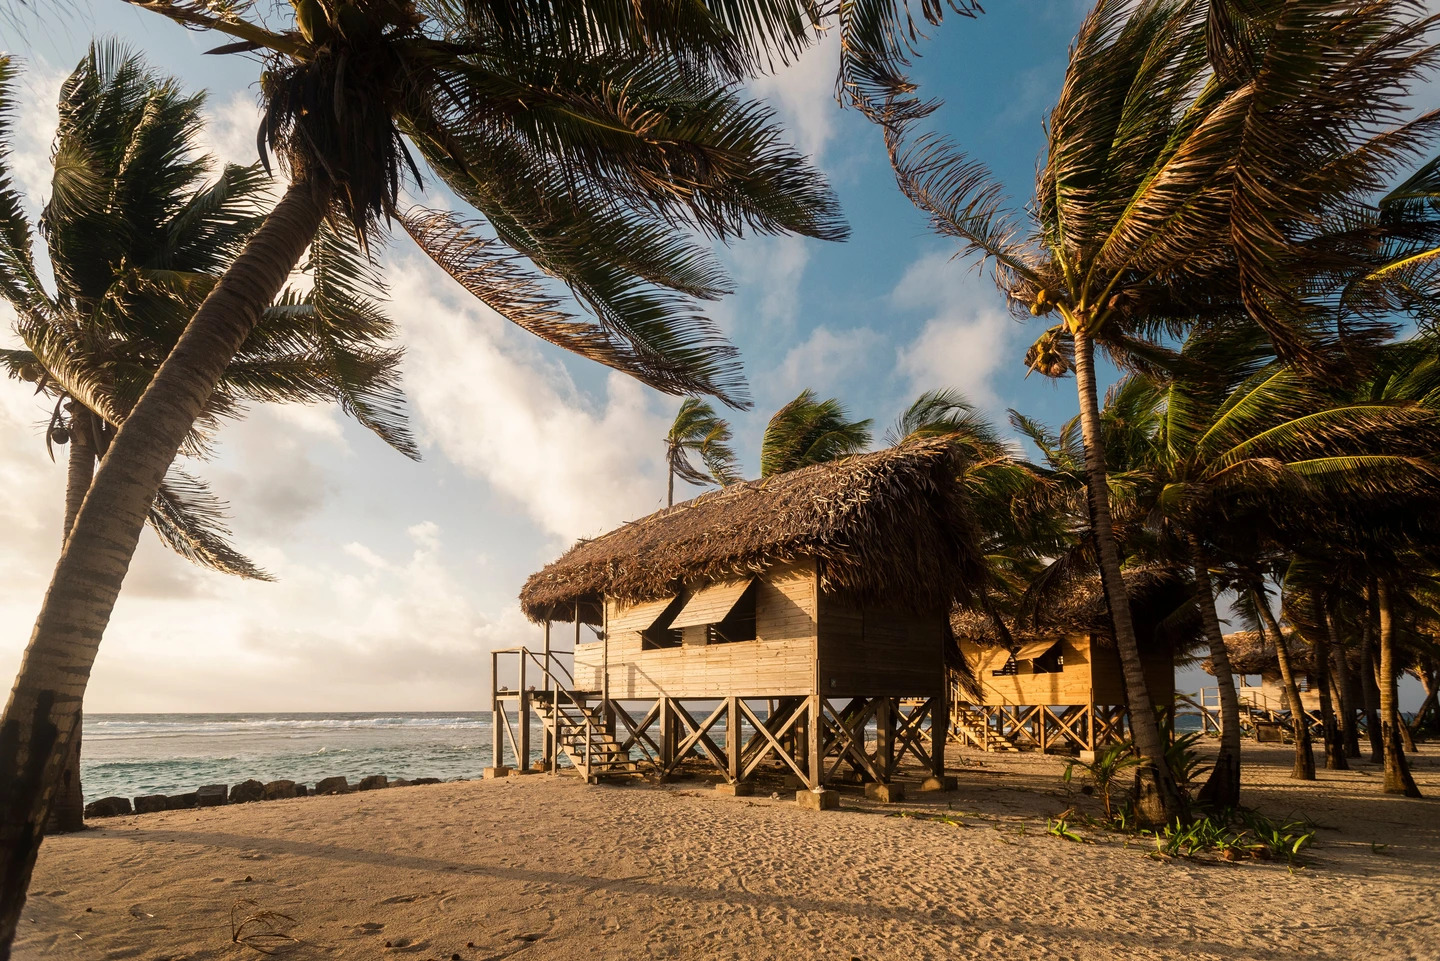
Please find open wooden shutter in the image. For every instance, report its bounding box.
[668,578,755,630]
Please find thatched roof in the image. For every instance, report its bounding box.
[1207,630,1310,676]
[520,441,985,623]
[951,568,1200,655]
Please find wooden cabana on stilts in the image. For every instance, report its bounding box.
[500,441,986,789]
[949,570,1191,757]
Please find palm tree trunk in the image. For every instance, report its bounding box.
[1361,583,1384,763]
[42,408,97,837]
[1071,327,1181,825]
[1376,580,1421,797]
[1255,585,1314,780]
[1308,596,1347,771]
[667,461,674,508]
[0,176,331,953]
[1190,534,1240,808]
[1399,709,1417,753]
[1325,612,1360,759]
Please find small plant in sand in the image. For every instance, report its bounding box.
[1063,741,1142,822]
[1045,813,1090,844]
[1146,811,1316,865]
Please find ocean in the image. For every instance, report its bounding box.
[80,708,1210,803]
[80,712,543,803]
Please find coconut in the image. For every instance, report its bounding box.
[49,426,70,445]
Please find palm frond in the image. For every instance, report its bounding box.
[148,469,272,580]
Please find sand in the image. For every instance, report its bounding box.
[14,743,1439,961]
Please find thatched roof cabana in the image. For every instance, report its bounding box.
[1207,630,1310,676]
[520,441,985,623]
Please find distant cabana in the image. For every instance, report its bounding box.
[504,441,986,790]
[950,569,1191,756]
[1205,629,1335,716]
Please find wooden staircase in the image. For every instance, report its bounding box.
[531,691,643,781]
[949,705,1021,753]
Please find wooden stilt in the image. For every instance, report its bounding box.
[726,696,741,783]
[931,695,947,778]
[807,695,823,789]
[876,697,894,781]
[543,620,554,772]
[518,653,531,772]
[491,650,503,768]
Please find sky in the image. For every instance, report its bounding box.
[0,1,1426,711]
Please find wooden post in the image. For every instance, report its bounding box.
[602,601,613,737]
[543,620,554,772]
[931,694,947,778]
[807,695,823,789]
[518,652,530,773]
[491,650,503,769]
[726,696,741,783]
[1039,705,1049,754]
[876,697,894,781]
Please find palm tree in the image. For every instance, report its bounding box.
[896,390,1067,652]
[0,0,983,937]
[665,399,738,506]
[760,389,872,476]
[882,0,1440,823]
[0,46,417,834]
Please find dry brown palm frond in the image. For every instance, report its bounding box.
[230,899,300,955]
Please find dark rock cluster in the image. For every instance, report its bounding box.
[81,774,449,820]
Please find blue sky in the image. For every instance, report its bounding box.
[0,1,1422,710]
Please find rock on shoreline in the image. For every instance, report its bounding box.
[80,773,453,820]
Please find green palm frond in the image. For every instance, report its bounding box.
[402,206,749,407]
[886,388,1003,451]
[149,470,272,580]
[760,389,872,477]
[130,0,984,408]
[667,397,739,488]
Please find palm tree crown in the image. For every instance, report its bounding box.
[760,389,872,477]
[666,398,738,506]
[0,44,416,575]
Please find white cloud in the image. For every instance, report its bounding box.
[8,61,63,215]
[716,235,812,340]
[773,324,885,400]
[199,90,266,169]
[892,251,1025,411]
[748,32,843,165]
[388,257,671,542]
[79,521,523,712]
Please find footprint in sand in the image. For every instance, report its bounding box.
[348,922,386,936]
[382,936,431,952]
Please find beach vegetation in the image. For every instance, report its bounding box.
[1063,741,1141,822]
[881,0,1440,824]
[1146,809,1316,866]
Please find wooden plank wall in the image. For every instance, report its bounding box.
[815,592,944,698]
[572,560,818,698]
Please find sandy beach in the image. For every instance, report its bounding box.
[14,744,1438,961]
